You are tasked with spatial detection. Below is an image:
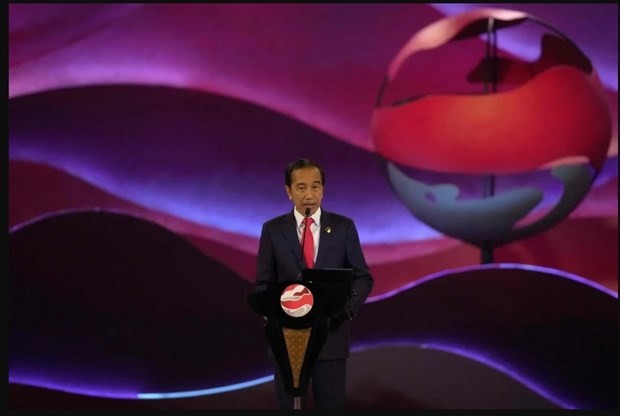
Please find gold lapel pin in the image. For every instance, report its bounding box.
[325,227,332,234]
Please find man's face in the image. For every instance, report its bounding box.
[285,166,323,216]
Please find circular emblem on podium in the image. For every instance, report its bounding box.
[280,284,314,317]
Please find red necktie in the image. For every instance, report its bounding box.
[302,217,315,269]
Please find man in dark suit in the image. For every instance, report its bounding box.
[253,158,374,409]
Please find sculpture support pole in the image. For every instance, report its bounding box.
[480,17,498,265]
[481,241,494,264]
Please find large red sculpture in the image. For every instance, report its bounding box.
[371,8,613,260]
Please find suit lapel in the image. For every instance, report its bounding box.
[315,210,331,268]
[280,211,301,263]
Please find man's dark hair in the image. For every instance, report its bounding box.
[285,158,325,187]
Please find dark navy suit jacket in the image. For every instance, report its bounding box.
[254,208,374,359]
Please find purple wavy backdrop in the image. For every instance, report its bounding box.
[8,3,618,410]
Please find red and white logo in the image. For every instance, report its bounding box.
[280,284,314,317]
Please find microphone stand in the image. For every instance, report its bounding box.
[292,207,311,410]
[298,207,311,274]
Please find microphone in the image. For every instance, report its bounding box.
[299,207,311,272]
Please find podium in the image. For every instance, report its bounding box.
[247,268,352,408]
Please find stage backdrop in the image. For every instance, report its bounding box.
[8,3,618,410]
